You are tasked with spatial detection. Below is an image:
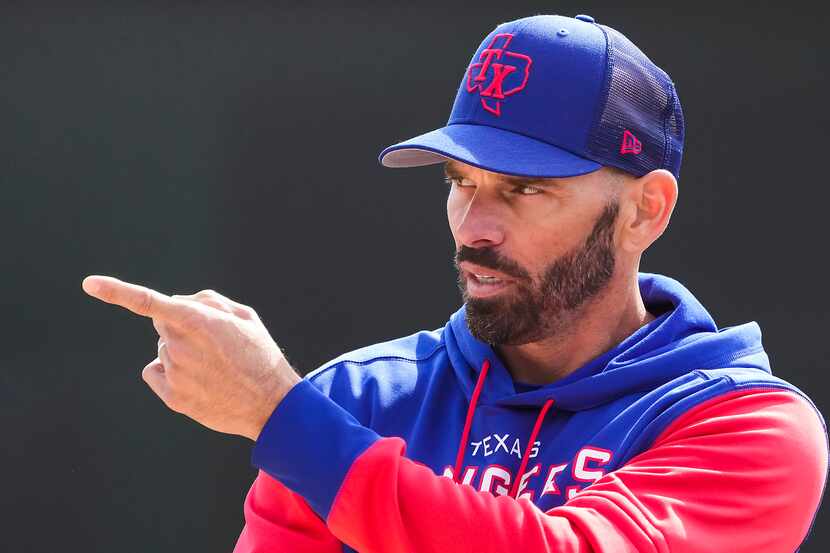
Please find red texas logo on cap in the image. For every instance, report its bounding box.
[466,33,533,117]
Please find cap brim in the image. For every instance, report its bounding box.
[379,124,601,178]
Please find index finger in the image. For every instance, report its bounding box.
[82,275,184,321]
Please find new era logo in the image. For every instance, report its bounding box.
[620,130,642,155]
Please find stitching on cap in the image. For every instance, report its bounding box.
[660,82,676,171]
[586,24,614,155]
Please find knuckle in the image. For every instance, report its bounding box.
[139,289,154,315]
[163,341,179,363]
[172,304,205,332]
[163,392,183,413]
[201,298,227,312]
[181,309,208,331]
[165,342,192,366]
[162,361,175,378]
[162,363,181,388]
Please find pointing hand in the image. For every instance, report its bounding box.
[82,276,301,441]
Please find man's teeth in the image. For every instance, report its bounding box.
[475,274,501,282]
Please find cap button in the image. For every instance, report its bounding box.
[574,14,596,23]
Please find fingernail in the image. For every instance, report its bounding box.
[82,277,100,295]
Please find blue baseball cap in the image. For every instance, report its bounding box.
[379,14,684,179]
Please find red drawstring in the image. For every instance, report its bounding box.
[509,398,555,498]
[453,358,555,498]
[453,359,490,482]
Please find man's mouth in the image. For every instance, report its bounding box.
[464,270,513,298]
[471,273,503,284]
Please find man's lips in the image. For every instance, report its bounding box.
[458,262,515,282]
[459,262,515,298]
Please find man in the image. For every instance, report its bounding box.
[83,14,827,552]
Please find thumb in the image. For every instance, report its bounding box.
[142,358,175,410]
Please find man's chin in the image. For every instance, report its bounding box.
[464,295,530,344]
[464,296,499,311]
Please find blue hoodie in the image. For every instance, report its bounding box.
[249,273,825,552]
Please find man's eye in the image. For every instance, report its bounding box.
[445,176,471,188]
[516,184,542,195]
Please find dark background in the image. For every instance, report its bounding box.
[2,1,827,551]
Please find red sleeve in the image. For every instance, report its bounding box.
[234,470,342,553]
[327,390,828,553]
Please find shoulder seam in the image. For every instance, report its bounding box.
[307,340,446,384]
[695,344,765,370]
[617,377,819,468]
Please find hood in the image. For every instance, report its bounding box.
[443,272,770,411]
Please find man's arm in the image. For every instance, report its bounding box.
[254,386,827,553]
[79,278,827,552]
[234,471,341,553]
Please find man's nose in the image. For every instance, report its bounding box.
[453,193,506,248]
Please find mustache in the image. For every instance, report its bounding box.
[454,246,529,280]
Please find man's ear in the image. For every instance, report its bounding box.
[618,169,678,253]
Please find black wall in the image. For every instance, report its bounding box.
[2,2,828,551]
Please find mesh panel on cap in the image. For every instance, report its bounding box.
[587,25,684,179]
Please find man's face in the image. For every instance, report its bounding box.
[446,160,621,345]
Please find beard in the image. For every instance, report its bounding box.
[456,201,619,345]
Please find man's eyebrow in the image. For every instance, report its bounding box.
[444,164,557,186]
[443,163,463,177]
[504,175,556,187]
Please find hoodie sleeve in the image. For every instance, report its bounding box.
[251,381,827,553]
[233,470,342,553]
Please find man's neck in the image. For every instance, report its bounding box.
[496,272,654,386]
